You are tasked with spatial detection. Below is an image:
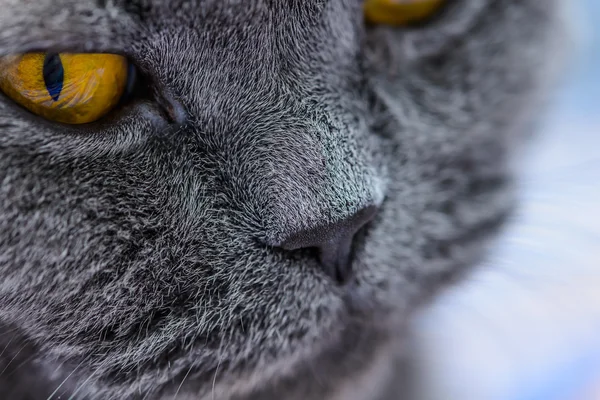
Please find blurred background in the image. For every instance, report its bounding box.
[414,1,600,400]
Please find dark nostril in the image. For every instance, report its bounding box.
[280,206,379,284]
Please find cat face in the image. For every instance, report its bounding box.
[0,1,560,399]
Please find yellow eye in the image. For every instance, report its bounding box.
[0,53,131,124]
[364,0,445,26]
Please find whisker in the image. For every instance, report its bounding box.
[4,351,37,378]
[67,357,105,400]
[46,358,86,400]
[172,365,193,400]
[142,388,154,400]
[0,344,25,377]
[211,357,222,400]
[0,334,15,360]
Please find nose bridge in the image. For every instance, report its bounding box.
[255,119,385,247]
[256,124,383,284]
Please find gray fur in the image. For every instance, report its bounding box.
[0,1,561,399]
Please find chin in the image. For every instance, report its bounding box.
[164,317,405,400]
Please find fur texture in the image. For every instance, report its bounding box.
[0,1,561,399]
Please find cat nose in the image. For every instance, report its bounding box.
[279,206,378,284]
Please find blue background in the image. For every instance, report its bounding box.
[415,2,600,400]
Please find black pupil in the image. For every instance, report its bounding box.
[43,53,64,102]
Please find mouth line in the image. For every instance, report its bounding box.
[140,266,393,399]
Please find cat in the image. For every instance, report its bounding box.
[0,1,563,399]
